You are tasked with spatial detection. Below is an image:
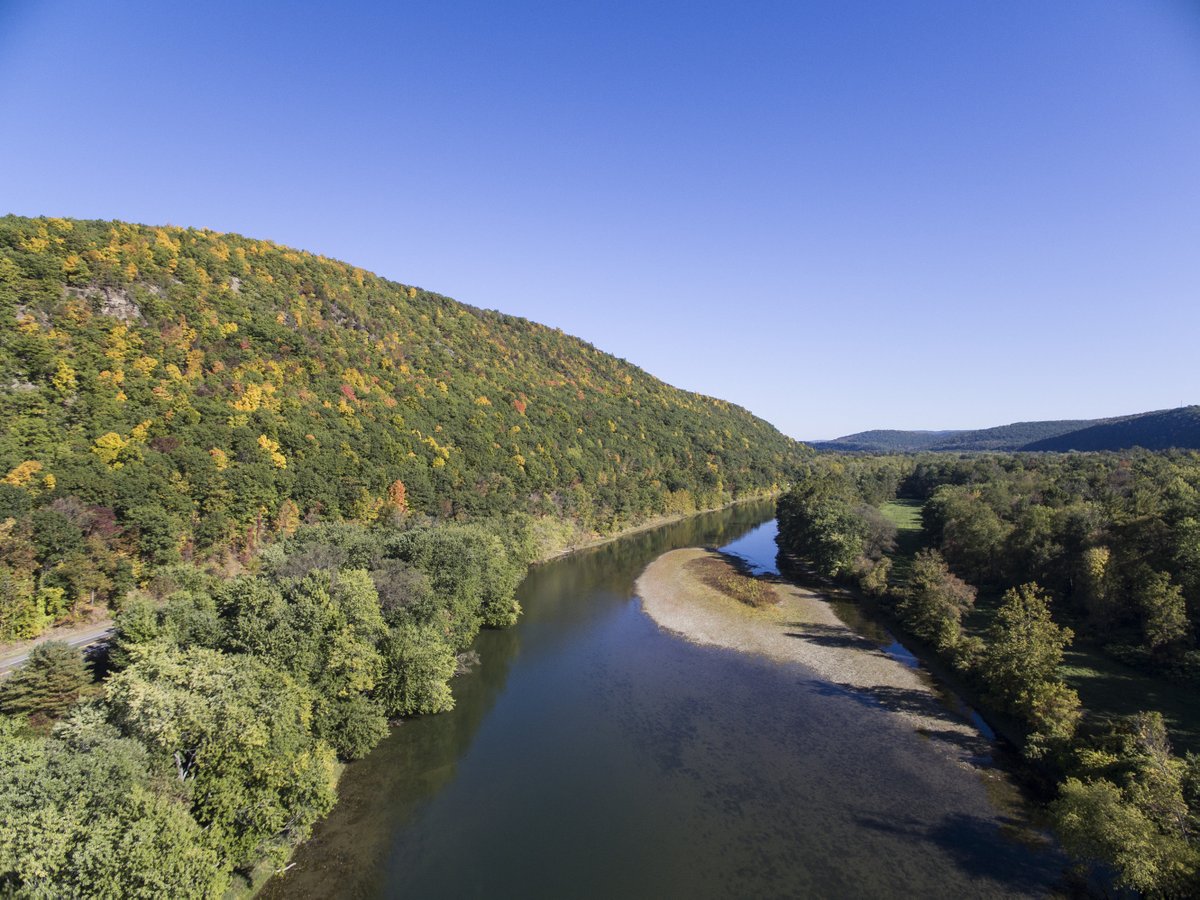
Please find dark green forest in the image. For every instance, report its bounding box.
[777,451,1200,894]
[812,407,1200,453]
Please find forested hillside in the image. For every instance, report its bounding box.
[1023,406,1200,452]
[809,430,961,453]
[813,408,1200,454]
[811,419,1107,453]
[0,215,804,638]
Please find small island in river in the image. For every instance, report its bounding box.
[637,547,994,768]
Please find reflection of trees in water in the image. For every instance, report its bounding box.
[523,499,778,614]
[265,500,777,898]
[262,620,524,898]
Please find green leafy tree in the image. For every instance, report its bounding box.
[220,570,387,759]
[896,549,976,655]
[377,622,458,717]
[978,583,1081,754]
[1134,567,1191,654]
[105,644,338,866]
[1052,712,1200,896]
[776,469,869,578]
[0,715,228,898]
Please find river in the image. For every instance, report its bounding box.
[264,501,1064,898]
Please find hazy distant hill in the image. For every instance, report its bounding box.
[927,419,1112,452]
[807,430,961,453]
[812,408,1199,453]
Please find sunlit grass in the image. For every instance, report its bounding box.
[880,499,926,583]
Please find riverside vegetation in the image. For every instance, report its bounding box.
[776,452,1200,895]
[0,216,805,896]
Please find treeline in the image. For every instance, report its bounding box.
[776,451,1200,895]
[0,518,531,896]
[0,215,804,640]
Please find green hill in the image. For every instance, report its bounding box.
[933,419,1108,451]
[1022,406,1200,452]
[0,216,804,635]
[808,430,961,453]
[811,410,1199,454]
[811,420,1096,453]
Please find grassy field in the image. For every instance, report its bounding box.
[880,498,923,532]
[1061,647,1200,753]
[879,499,926,582]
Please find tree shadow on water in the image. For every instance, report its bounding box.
[808,680,944,720]
[806,682,994,759]
[855,812,1064,896]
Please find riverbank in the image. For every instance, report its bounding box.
[636,548,995,768]
[534,492,779,564]
[262,505,1067,899]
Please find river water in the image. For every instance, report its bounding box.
[264,501,1064,898]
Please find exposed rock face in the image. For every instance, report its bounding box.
[64,285,145,322]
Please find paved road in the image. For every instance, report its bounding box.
[0,624,115,675]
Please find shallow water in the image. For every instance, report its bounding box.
[265,502,1063,898]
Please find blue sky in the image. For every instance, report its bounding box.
[1,1,1197,439]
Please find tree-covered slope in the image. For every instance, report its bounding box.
[810,411,1199,454]
[1021,406,1200,452]
[809,420,1097,453]
[0,216,804,634]
[932,419,1105,451]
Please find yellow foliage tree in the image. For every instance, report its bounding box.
[3,461,54,494]
[51,361,77,395]
[257,434,287,469]
[92,432,131,469]
[274,499,301,536]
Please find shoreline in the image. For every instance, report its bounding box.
[636,547,995,768]
[534,493,778,564]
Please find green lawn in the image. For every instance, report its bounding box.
[880,498,923,532]
[879,499,926,582]
[1061,647,1200,754]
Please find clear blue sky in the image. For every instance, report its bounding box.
[2,1,1197,439]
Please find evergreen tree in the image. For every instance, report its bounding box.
[0,641,90,720]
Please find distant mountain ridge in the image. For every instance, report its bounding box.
[812,407,1200,453]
